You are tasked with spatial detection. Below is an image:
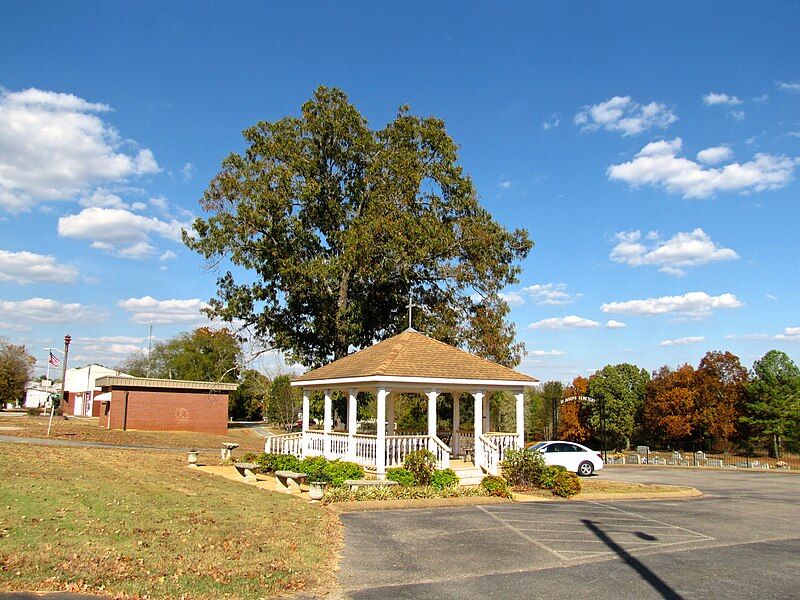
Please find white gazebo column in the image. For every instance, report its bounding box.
[515,390,525,449]
[323,389,333,458]
[473,391,484,469]
[376,388,388,479]
[386,392,395,436]
[347,388,358,461]
[301,390,310,457]
[482,394,490,433]
[452,394,460,456]
[426,390,438,453]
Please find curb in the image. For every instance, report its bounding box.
[327,495,512,513]
[605,464,800,475]
[513,486,702,503]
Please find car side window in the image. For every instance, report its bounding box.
[567,444,582,452]
[545,444,558,452]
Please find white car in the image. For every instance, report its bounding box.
[529,441,604,476]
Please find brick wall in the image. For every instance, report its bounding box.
[107,388,229,435]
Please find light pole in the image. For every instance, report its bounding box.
[47,334,71,436]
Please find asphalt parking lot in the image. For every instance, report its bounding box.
[338,468,800,599]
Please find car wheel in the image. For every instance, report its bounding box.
[578,461,594,477]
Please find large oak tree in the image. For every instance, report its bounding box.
[185,87,532,367]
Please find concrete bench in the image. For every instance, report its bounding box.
[233,462,258,481]
[275,470,307,494]
[343,479,400,491]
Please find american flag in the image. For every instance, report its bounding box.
[48,351,60,367]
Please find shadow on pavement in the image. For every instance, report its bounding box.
[581,519,683,600]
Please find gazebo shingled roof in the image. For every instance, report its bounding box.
[294,328,538,384]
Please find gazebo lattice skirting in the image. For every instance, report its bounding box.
[265,329,539,478]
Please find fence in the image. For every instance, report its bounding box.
[605,446,800,471]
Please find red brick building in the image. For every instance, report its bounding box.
[95,376,238,435]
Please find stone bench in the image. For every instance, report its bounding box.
[343,479,400,491]
[233,462,258,481]
[275,470,307,494]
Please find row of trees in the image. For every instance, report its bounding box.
[118,327,299,426]
[527,349,800,456]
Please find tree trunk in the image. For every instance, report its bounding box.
[334,268,352,360]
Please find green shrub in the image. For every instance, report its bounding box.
[299,456,331,482]
[480,475,511,498]
[26,407,42,416]
[240,451,259,463]
[431,468,459,490]
[386,467,416,487]
[403,449,436,486]
[321,483,491,505]
[255,453,301,473]
[323,460,364,486]
[501,448,546,486]
[552,470,581,498]
[537,465,566,490]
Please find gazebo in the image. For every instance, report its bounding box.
[265,328,539,478]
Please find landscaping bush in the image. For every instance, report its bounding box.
[299,456,331,482]
[255,453,301,474]
[26,407,42,416]
[240,451,259,463]
[480,475,512,498]
[403,449,437,486]
[537,465,566,490]
[386,467,416,487]
[501,448,546,486]
[551,470,581,498]
[321,483,490,505]
[431,468,459,490]
[323,460,364,486]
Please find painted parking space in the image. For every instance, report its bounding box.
[476,502,713,561]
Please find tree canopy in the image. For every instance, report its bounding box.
[119,327,242,383]
[0,338,34,406]
[185,86,532,368]
[587,363,650,449]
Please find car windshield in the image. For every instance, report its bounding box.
[529,442,547,451]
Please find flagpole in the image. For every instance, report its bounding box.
[47,335,71,437]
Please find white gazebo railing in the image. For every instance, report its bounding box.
[264,432,303,457]
[476,434,500,475]
[353,434,378,466]
[485,432,518,463]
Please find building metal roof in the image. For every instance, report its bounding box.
[294,329,538,386]
[95,376,239,392]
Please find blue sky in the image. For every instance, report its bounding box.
[1,2,799,381]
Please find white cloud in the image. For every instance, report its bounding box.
[528,315,601,330]
[542,115,561,130]
[777,81,800,93]
[77,335,145,345]
[83,343,144,355]
[498,180,512,190]
[696,146,733,165]
[729,110,746,122]
[181,162,195,181]
[0,297,101,323]
[0,250,79,284]
[499,291,525,307]
[0,321,32,332]
[607,138,797,199]
[660,336,706,347]
[766,294,778,301]
[605,320,627,329]
[520,283,581,306]
[159,250,177,261]
[149,196,169,211]
[725,333,769,341]
[78,188,128,209]
[574,96,677,136]
[57,207,185,259]
[610,228,738,276]
[702,92,742,106]
[774,326,800,341]
[0,88,159,212]
[529,349,566,356]
[118,295,209,324]
[601,291,743,318]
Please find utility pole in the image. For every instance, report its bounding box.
[47,334,71,436]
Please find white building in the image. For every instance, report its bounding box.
[24,379,59,409]
[63,365,132,417]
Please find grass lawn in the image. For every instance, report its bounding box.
[0,414,266,453]
[0,443,340,598]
